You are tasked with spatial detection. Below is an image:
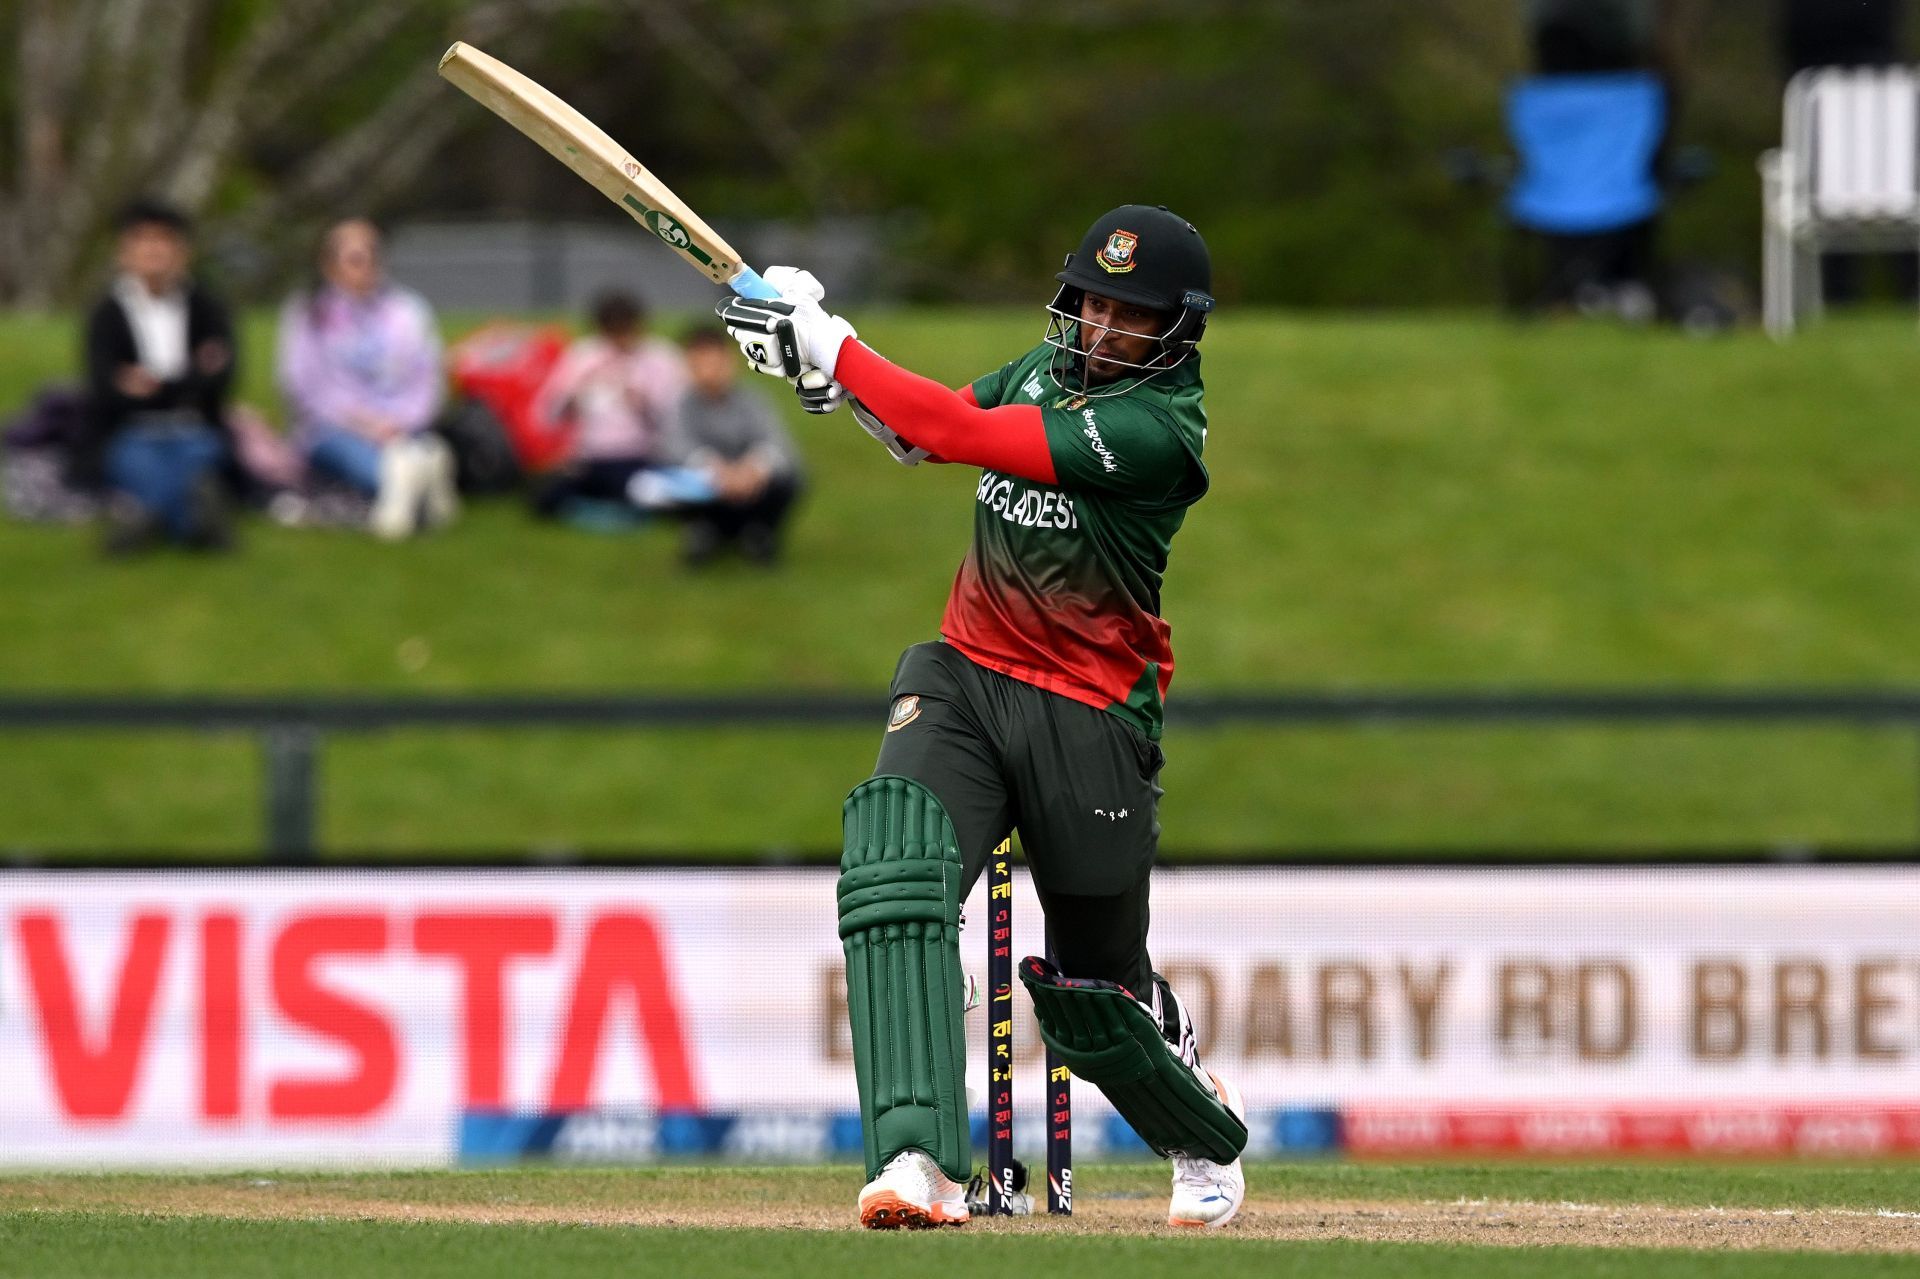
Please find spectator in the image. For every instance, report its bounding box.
[529,290,687,523]
[277,218,455,540]
[1526,0,1657,73]
[81,199,237,554]
[1527,2,1704,112]
[1507,1,1706,318]
[1780,0,1905,74]
[666,327,803,567]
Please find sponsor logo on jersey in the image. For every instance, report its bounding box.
[976,471,1079,529]
[1080,408,1118,473]
[1022,373,1046,401]
[886,695,921,732]
[1097,229,1140,274]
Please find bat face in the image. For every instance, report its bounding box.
[438,42,776,299]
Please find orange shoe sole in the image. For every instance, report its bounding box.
[859,1191,970,1230]
[1168,1203,1241,1230]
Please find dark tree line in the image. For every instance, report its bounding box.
[0,1,1818,308]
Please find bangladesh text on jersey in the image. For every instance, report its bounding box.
[941,342,1209,739]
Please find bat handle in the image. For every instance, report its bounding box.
[728,267,782,301]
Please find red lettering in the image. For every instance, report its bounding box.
[413,912,556,1107]
[18,911,170,1119]
[201,913,243,1120]
[269,913,397,1119]
[547,913,699,1110]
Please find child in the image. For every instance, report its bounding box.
[665,327,803,566]
[529,291,687,523]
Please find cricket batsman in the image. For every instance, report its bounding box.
[718,205,1247,1230]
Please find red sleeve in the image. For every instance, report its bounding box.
[834,340,1056,484]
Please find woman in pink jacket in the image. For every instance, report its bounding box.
[277,219,456,539]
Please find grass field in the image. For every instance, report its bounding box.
[5,308,1920,857]
[2,1163,1917,1277]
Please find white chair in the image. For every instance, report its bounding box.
[1760,66,1920,337]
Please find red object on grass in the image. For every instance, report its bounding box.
[448,324,572,472]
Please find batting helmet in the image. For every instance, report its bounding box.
[1044,204,1214,395]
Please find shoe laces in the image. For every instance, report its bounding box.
[884,1150,940,1196]
[1172,1153,1228,1191]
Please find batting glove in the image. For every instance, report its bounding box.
[762,265,827,304]
[794,367,845,415]
[716,295,856,380]
[762,268,846,412]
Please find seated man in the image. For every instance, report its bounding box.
[529,290,687,524]
[665,327,804,567]
[81,199,237,553]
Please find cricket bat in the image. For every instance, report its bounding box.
[437,41,780,301]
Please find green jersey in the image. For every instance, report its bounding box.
[941,343,1209,738]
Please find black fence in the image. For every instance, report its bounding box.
[6,690,1920,863]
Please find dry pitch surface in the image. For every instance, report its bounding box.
[3,1163,1919,1255]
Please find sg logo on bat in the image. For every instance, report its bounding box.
[646,209,692,249]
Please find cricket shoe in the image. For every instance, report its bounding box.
[419,435,461,530]
[858,1149,971,1230]
[369,440,431,540]
[1168,1070,1247,1229]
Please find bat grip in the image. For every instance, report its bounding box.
[729,267,782,301]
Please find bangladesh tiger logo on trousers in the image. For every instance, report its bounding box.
[886,695,922,732]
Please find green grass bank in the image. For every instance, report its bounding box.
[3,309,1918,857]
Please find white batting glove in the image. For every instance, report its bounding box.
[715,294,857,379]
[762,265,826,304]
[794,367,845,415]
[715,296,800,378]
[850,396,929,466]
[764,269,844,412]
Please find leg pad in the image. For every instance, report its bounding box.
[1020,955,1247,1163]
[839,776,971,1182]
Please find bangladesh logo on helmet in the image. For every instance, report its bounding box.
[1096,229,1140,274]
[646,209,692,250]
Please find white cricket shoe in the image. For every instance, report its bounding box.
[419,435,461,529]
[858,1149,971,1230]
[369,440,429,541]
[1168,1071,1247,1229]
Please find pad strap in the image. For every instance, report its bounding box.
[1020,955,1248,1163]
[839,776,971,1182]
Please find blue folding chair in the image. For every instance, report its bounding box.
[1503,70,1669,313]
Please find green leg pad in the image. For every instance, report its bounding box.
[839,776,970,1183]
[1020,956,1248,1163]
